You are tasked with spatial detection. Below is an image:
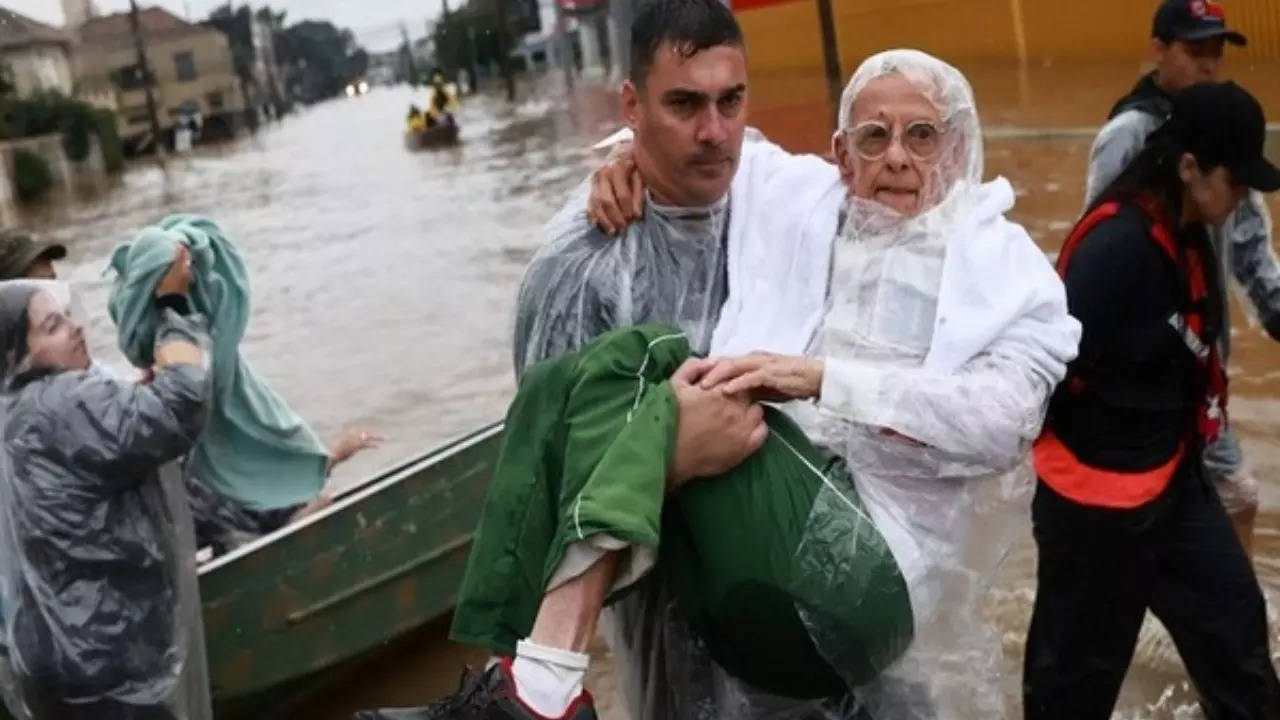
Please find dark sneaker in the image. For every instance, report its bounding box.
[352,658,596,720]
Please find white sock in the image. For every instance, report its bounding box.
[511,639,589,718]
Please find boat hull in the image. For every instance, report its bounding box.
[0,423,504,719]
[404,123,460,149]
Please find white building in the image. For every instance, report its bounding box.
[60,0,99,30]
[0,8,75,97]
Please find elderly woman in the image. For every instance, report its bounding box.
[360,51,1078,720]
[0,255,213,720]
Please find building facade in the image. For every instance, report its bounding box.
[0,8,75,98]
[75,7,245,145]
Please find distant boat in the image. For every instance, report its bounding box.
[405,121,460,150]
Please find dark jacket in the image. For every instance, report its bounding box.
[1048,204,1223,471]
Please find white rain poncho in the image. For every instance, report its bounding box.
[720,50,1079,718]
[0,281,213,720]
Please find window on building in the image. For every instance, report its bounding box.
[174,51,197,82]
[112,64,153,90]
[206,91,224,111]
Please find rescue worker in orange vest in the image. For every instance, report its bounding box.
[1087,0,1274,558]
[1023,81,1280,720]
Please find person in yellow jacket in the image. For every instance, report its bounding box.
[424,70,460,128]
[406,105,426,133]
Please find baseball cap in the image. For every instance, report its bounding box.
[1170,82,1280,193]
[1153,0,1247,46]
[0,231,66,280]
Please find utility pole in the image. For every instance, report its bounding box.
[492,0,516,101]
[815,0,843,128]
[400,21,419,85]
[552,0,573,91]
[128,0,165,160]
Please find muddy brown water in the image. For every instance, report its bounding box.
[16,61,1280,719]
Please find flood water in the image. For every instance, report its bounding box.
[16,60,1280,719]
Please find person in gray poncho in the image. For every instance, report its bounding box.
[0,252,213,720]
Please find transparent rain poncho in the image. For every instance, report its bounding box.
[0,281,212,720]
[513,183,729,376]
[788,50,1076,718]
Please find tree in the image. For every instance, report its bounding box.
[202,5,256,122]
[276,20,369,102]
[0,64,14,97]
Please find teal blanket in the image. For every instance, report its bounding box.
[108,214,328,510]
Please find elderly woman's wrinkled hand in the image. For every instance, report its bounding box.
[701,353,824,403]
[587,141,645,235]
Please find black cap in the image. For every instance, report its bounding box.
[0,231,66,280]
[1171,82,1280,192]
[1153,0,1247,45]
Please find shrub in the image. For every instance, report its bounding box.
[13,149,53,202]
[0,94,125,174]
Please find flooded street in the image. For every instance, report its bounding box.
[17,61,1280,719]
[25,80,622,489]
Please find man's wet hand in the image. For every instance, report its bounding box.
[587,141,644,235]
[668,358,768,489]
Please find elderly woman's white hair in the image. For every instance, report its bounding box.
[835,49,984,205]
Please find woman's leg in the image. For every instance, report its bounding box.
[1147,467,1280,720]
[1023,481,1165,720]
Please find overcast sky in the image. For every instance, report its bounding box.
[5,0,450,51]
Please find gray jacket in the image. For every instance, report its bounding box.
[1086,108,1280,359]
[0,311,210,713]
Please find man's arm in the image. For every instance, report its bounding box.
[1084,111,1160,208]
[513,250,611,378]
[513,186,619,377]
[1225,192,1280,340]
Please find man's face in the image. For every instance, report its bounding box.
[23,257,56,280]
[623,42,748,206]
[26,291,89,372]
[1154,37,1224,93]
[833,73,947,216]
[1182,155,1247,225]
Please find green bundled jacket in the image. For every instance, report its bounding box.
[451,324,913,698]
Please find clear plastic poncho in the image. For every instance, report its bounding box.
[513,183,729,376]
[516,162,870,720]
[792,49,1073,718]
[0,281,213,720]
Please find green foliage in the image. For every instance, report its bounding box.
[0,93,124,173]
[92,110,124,174]
[275,20,370,102]
[12,149,53,202]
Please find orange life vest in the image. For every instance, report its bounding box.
[1034,197,1226,509]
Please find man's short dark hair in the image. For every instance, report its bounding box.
[630,0,744,87]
